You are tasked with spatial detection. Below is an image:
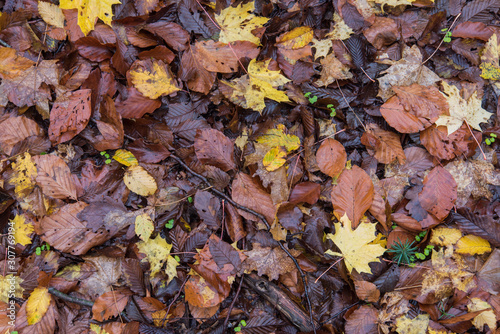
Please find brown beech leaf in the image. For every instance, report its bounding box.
[48,89,92,145]
[289,182,321,205]
[345,304,379,334]
[331,165,374,228]
[316,138,347,178]
[143,22,189,51]
[192,40,259,73]
[354,280,380,303]
[35,202,110,255]
[231,172,276,224]
[361,123,406,164]
[184,272,224,308]
[243,243,301,280]
[420,124,480,161]
[92,288,132,321]
[194,129,236,172]
[115,87,161,119]
[34,154,77,200]
[418,166,457,221]
[179,46,216,95]
[0,116,43,156]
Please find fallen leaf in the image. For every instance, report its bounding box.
[215,1,269,45]
[191,40,259,73]
[455,235,491,255]
[0,46,35,80]
[256,124,300,152]
[430,227,462,246]
[10,214,34,246]
[38,1,66,28]
[395,314,429,334]
[263,146,287,172]
[59,0,121,35]
[135,213,154,241]
[325,214,386,274]
[361,123,406,164]
[194,128,236,172]
[418,166,457,221]
[345,305,379,334]
[137,234,175,278]
[316,138,347,178]
[113,149,139,166]
[312,38,332,60]
[434,82,492,135]
[315,52,353,87]
[27,287,51,325]
[0,275,24,303]
[129,59,180,99]
[243,243,301,280]
[92,288,131,322]
[34,154,77,200]
[467,298,497,331]
[9,152,37,198]
[123,165,158,197]
[480,33,500,81]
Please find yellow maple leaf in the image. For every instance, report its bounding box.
[0,274,24,303]
[11,214,34,246]
[129,59,180,99]
[215,1,269,45]
[455,235,491,255]
[435,81,492,135]
[480,33,500,81]
[256,124,300,152]
[137,234,178,283]
[325,214,386,274]
[27,287,51,325]
[113,149,138,166]
[123,165,158,197]
[59,0,121,36]
[263,146,287,172]
[9,152,37,198]
[135,213,154,241]
[468,298,497,331]
[221,59,290,112]
[312,38,333,60]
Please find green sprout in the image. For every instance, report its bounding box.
[36,247,41,256]
[234,319,247,332]
[187,196,193,204]
[414,230,427,242]
[387,238,418,265]
[485,133,497,145]
[304,92,318,104]
[165,219,174,229]
[441,28,452,43]
[174,255,180,262]
[327,104,336,117]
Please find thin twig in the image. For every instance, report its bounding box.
[161,276,189,327]
[223,275,244,333]
[421,13,461,65]
[319,301,360,325]
[0,38,11,48]
[464,121,486,160]
[315,257,344,283]
[169,154,318,333]
[48,287,94,308]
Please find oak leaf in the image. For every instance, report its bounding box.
[215,1,269,45]
[27,287,51,325]
[59,0,121,35]
[326,214,386,274]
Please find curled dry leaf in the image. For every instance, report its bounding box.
[331,165,374,227]
[316,138,347,178]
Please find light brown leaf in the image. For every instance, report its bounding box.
[92,288,132,322]
[0,116,43,156]
[194,129,236,172]
[316,138,347,178]
[354,280,380,303]
[0,46,35,80]
[243,243,301,280]
[34,154,77,200]
[331,166,374,228]
[192,40,259,73]
[361,123,406,164]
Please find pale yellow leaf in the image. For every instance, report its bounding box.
[468,298,497,331]
[263,146,287,172]
[435,81,492,135]
[137,234,172,277]
[0,274,24,303]
[27,287,51,325]
[165,254,179,284]
[430,227,462,246]
[11,214,34,246]
[129,59,180,99]
[215,1,269,45]
[38,1,65,28]
[135,213,154,241]
[124,165,158,197]
[59,0,121,35]
[325,214,386,274]
[113,149,138,166]
[9,152,37,198]
[395,314,429,334]
[312,38,332,60]
[455,235,491,255]
[326,13,354,40]
[480,32,500,80]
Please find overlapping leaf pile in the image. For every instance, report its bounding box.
[0,0,499,333]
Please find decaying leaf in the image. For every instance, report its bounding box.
[315,52,353,87]
[59,0,121,35]
[137,234,178,282]
[467,298,497,331]
[129,59,180,99]
[243,243,301,280]
[123,165,158,197]
[480,33,500,81]
[135,213,154,241]
[9,152,38,198]
[325,214,386,274]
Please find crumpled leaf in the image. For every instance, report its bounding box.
[435,82,492,135]
[315,52,353,87]
[243,243,301,280]
[215,1,269,45]
[480,33,500,80]
[220,59,290,112]
[129,59,180,99]
[455,235,491,255]
[27,287,51,325]
[59,0,121,35]
[123,165,157,197]
[325,214,386,274]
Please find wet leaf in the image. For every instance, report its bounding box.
[455,235,491,255]
[123,165,158,197]
[27,287,51,325]
[59,0,121,35]
[129,59,180,99]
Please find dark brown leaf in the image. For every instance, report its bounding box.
[418,166,457,220]
[194,128,236,172]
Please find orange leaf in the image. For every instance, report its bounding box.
[361,123,406,164]
[418,166,457,220]
[92,288,132,322]
[316,138,347,178]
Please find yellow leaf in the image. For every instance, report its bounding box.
[137,234,172,277]
[135,213,154,241]
[129,59,180,99]
[113,149,138,166]
[165,254,179,285]
[256,124,300,152]
[430,227,462,246]
[221,59,290,112]
[455,235,491,255]
[312,38,332,60]
[38,1,65,28]
[435,82,492,135]
[395,314,429,334]
[263,146,287,171]
[0,274,24,303]
[480,33,500,81]
[59,0,121,35]
[276,26,313,49]
[326,13,353,40]
[90,324,110,334]
[325,214,386,274]
[215,1,269,45]
[468,298,497,331]
[9,152,37,198]
[27,287,51,325]
[11,214,34,246]
[123,165,158,197]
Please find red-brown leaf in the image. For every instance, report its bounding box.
[316,138,347,178]
[345,305,379,334]
[331,165,374,228]
[232,172,276,224]
[0,116,42,156]
[289,182,321,205]
[418,166,457,220]
[361,123,406,164]
[34,155,77,200]
[92,288,132,322]
[194,129,236,172]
